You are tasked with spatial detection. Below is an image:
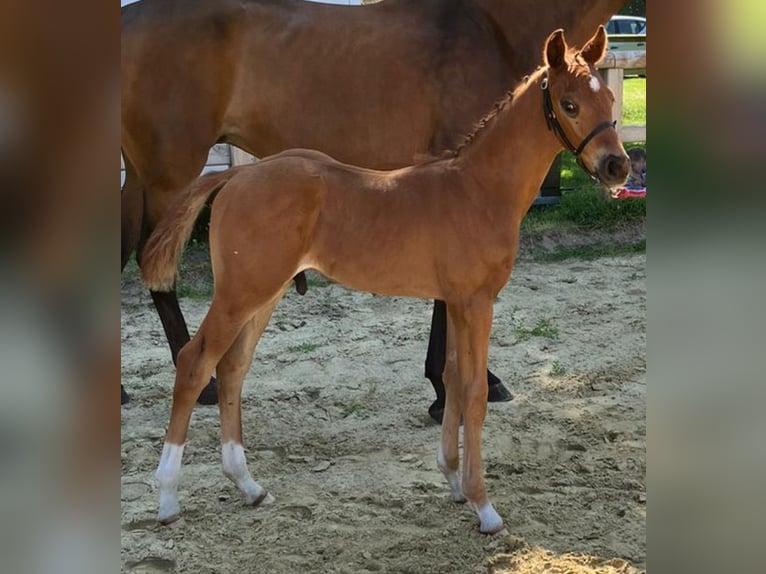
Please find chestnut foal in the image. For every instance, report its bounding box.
[141,27,628,534]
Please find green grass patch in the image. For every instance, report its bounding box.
[286,342,321,354]
[176,282,213,301]
[533,239,645,262]
[515,318,560,342]
[523,186,645,233]
[122,258,140,283]
[549,361,566,376]
[338,382,379,418]
[622,77,646,126]
[305,271,331,289]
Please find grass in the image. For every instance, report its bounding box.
[549,361,566,376]
[304,271,331,289]
[176,284,212,300]
[622,77,646,127]
[286,342,321,354]
[533,239,645,262]
[339,381,379,418]
[515,318,560,342]
[523,185,646,234]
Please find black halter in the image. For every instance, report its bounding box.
[540,70,616,180]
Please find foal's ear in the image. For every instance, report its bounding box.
[581,25,607,65]
[544,29,567,69]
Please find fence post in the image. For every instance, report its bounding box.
[601,67,624,135]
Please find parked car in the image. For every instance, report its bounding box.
[606,15,646,77]
[606,15,646,35]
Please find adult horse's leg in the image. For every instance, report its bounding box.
[155,298,252,524]
[448,298,504,535]
[424,300,513,423]
[121,158,143,272]
[148,288,217,405]
[217,298,281,509]
[132,157,218,405]
[121,159,143,404]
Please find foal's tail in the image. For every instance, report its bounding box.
[140,169,234,292]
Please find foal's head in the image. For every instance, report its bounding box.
[542,26,630,188]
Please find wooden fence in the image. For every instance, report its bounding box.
[598,50,646,143]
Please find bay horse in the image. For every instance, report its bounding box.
[141,27,629,533]
[121,0,626,416]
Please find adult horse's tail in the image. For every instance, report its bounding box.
[141,169,234,292]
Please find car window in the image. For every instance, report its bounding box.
[607,18,646,35]
[628,20,644,34]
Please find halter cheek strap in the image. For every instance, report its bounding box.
[541,70,616,180]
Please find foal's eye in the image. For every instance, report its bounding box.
[561,100,578,116]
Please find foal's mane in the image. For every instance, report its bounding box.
[415,46,594,165]
[414,65,547,165]
[436,65,548,161]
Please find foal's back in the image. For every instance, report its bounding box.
[210,150,464,300]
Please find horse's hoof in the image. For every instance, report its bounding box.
[451,492,467,504]
[428,400,444,424]
[487,379,513,403]
[245,490,271,508]
[196,378,218,405]
[480,522,507,536]
[294,272,308,295]
[158,513,181,526]
[121,385,130,405]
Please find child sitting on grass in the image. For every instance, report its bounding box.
[626,147,646,189]
[611,147,646,199]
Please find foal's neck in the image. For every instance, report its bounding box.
[453,68,562,217]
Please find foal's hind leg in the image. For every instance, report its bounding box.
[155,299,254,524]
[217,297,282,509]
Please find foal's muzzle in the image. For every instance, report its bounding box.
[596,153,631,188]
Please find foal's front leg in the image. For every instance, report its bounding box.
[437,310,465,503]
[449,299,505,535]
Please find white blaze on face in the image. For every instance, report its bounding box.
[589,75,601,93]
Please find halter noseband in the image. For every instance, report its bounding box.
[541,70,616,180]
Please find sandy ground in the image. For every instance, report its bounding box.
[121,247,645,574]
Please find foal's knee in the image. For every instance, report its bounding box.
[173,339,210,396]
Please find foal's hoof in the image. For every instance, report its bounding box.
[487,379,513,403]
[121,385,130,405]
[245,490,271,508]
[158,501,182,526]
[475,503,505,535]
[158,512,181,526]
[196,377,218,405]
